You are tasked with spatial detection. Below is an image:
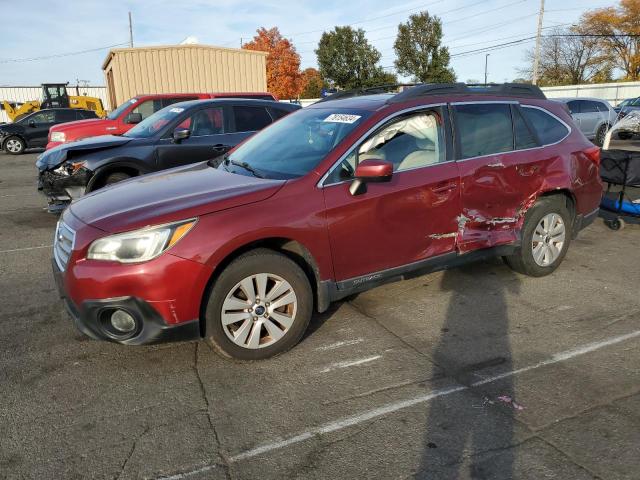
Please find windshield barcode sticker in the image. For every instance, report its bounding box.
[169,107,184,113]
[324,114,361,124]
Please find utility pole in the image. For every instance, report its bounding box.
[128,12,134,48]
[484,54,490,85]
[532,0,545,85]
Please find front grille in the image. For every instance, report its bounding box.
[54,221,75,271]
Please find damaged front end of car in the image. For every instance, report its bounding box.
[37,155,93,213]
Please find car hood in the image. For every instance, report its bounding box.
[68,162,286,232]
[36,135,133,170]
[51,118,105,131]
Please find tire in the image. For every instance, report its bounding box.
[205,249,313,360]
[605,218,625,231]
[595,124,608,146]
[103,171,131,186]
[504,196,573,277]
[3,136,25,155]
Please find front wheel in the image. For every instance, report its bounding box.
[504,196,573,277]
[595,124,608,146]
[205,249,313,360]
[3,136,25,155]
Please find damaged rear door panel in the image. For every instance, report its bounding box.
[452,102,564,252]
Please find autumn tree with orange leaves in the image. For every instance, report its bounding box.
[243,27,302,99]
[299,68,324,99]
[582,0,640,80]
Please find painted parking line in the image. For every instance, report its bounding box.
[155,328,640,479]
[315,338,364,351]
[319,355,381,373]
[0,244,52,254]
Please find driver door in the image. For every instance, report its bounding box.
[25,111,56,147]
[321,107,461,282]
[155,105,230,170]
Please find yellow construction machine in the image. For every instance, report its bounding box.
[1,83,106,122]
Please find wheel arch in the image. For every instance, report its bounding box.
[2,133,27,150]
[87,160,143,191]
[198,237,325,338]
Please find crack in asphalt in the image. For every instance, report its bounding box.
[118,425,151,480]
[193,342,232,480]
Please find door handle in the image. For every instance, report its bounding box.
[431,181,457,194]
[486,161,505,169]
[212,144,229,152]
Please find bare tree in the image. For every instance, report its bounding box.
[520,27,611,85]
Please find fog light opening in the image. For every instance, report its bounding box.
[110,309,137,333]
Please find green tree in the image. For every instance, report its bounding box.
[299,68,324,98]
[316,26,387,89]
[393,12,456,83]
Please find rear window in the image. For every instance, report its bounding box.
[454,103,513,159]
[513,107,538,150]
[268,107,293,121]
[521,106,570,145]
[232,106,273,132]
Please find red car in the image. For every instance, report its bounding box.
[52,83,602,360]
[46,92,276,149]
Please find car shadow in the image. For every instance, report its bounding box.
[417,259,521,478]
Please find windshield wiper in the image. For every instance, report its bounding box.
[227,158,264,178]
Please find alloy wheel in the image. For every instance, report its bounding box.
[532,213,566,266]
[5,138,22,153]
[221,273,297,349]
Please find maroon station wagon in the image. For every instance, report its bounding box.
[52,83,602,360]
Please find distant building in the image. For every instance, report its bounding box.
[102,44,268,108]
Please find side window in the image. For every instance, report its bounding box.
[131,100,162,120]
[55,110,77,123]
[567,101,581,114]
[324,110,445,184]
[77,110,98,119]
[579,100,599,113]
[183,107,225,136]
[595,101,610,113]
[454,103,513,159]
[521,106,570,145]
[232,106,272,132]
[512,107,539,150]
[268,107,292,121]
[30,111,55,124]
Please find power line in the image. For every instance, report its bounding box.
[0,42,130,64]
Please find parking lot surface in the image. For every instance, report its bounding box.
[2,152,639,479]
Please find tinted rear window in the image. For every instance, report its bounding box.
[513,107,538,150]
[521,106,569,145]
[232,106,272,132]
[454,103,513,159]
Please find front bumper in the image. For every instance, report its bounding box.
[38,167,92,212]
[53,259,201,345]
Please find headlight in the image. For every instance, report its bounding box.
[87,218,197,263]
[50,131,66,142]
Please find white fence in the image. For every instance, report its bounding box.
[0,86,109,123]
[541,81,640,106]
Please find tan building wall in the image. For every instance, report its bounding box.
[102,45,268,109]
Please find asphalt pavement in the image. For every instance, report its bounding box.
[1,152,639,479]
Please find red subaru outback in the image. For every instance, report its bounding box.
[52,83,602,359]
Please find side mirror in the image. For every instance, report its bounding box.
[349,159,393,196]
[28,120,36,128]
[124,112,142,124]
[172,128,191,143]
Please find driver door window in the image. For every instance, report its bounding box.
[325,110,445,184]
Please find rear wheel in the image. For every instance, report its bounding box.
[504,196,573,277]
[205,249,313,360]
[4,136,25,155]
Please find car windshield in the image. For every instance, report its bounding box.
[107,99,138,120]
[221,107,370,179]
[123,104,186,139]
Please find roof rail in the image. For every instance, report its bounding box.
[315,83,418,103]
[387,82,546,103]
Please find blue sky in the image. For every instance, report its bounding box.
[0,0,615,88]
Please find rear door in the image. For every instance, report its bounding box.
[454,102,547,251]
[322,106,461,281]
[155,105,230,170]
[577,100,601,137]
